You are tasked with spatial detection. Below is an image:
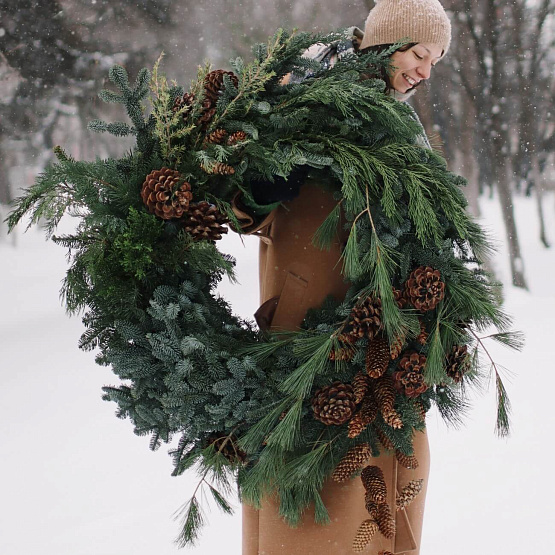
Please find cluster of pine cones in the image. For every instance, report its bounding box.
[329,443,424,552]
[139,70,252,240]
[315,272,469,432]
[141,167,229,241]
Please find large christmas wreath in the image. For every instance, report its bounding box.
[8,30,522,548]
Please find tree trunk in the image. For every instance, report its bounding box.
[494,157,528,288]
[532,154,551,248]
[0,140,11,205]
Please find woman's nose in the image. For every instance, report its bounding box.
[417,62,433,80]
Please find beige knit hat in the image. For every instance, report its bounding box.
[359,0,452,55]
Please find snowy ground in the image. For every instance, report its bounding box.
[1,193,553,555]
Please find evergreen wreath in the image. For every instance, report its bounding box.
[7,29,523,546]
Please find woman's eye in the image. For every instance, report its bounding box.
[414,52,423,60]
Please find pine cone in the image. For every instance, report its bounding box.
[195,70,238,128]
[352,519,379,552]
[405,266,445,312]
[390,333,405,360]
[183,201,229,241]
[366,337,390,378]
[361,465,387,503]
[445,344,470,383]
[348,411,366,439]
[206,432,247,464]
[198,101,217,127]
[374,426,394,451]
[393,351,428,398]
[396,479,424,511]
[392,287,408,309]
[372,375,395,414]
[330,334,356,362]
[414,401,427,422]
[141,167,192,220]
[201,161,235,175]
[332,443,371,482]
[395,450,419,469]
[204,69,239,104]
[375,502,396,539]
[348,296,382,340]
[202,128,228,146]
[373,376,403,428]
[365,497,379,518]
[312,382,356,426]
[416,319,429,345]
[172,92,195,119]
[227,130,248,145]
[352,371,370,404]
[347,394,378,438]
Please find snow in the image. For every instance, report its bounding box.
[1,193,554,554]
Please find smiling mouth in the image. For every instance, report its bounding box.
[403,73,418,87]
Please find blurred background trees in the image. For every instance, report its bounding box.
[1,0,554,288]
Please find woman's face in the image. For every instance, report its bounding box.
[389,43,443,93]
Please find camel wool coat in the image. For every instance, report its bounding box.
[233,180,430,555]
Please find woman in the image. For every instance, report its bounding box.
[235,1,452,553]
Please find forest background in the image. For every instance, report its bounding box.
[1,0,555,287]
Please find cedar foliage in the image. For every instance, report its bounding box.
[7,29,522,545]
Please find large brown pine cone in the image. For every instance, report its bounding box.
[390,333,405,360]
[405,266,445,312]
[366,337,390,378]
[445,344,470,383]
[332,443,371,482]
[312,382,356,426]
[182,201,229,241]
[395,450,419,469]
[206,432,247,464]
[361,465,387,503]
[372,375,395,414]
[393,351,428,398]
[141,167,192,220]
[375,502,396,539]
[351,371,370,404]
[374,426,395,451]
[396,479,424,511]
[347,394,378,438]
[348,296,382,340]
[352,520,379,553]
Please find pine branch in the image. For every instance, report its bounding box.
[468,327,512,437]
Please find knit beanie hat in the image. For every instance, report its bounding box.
[359,0,452,55]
